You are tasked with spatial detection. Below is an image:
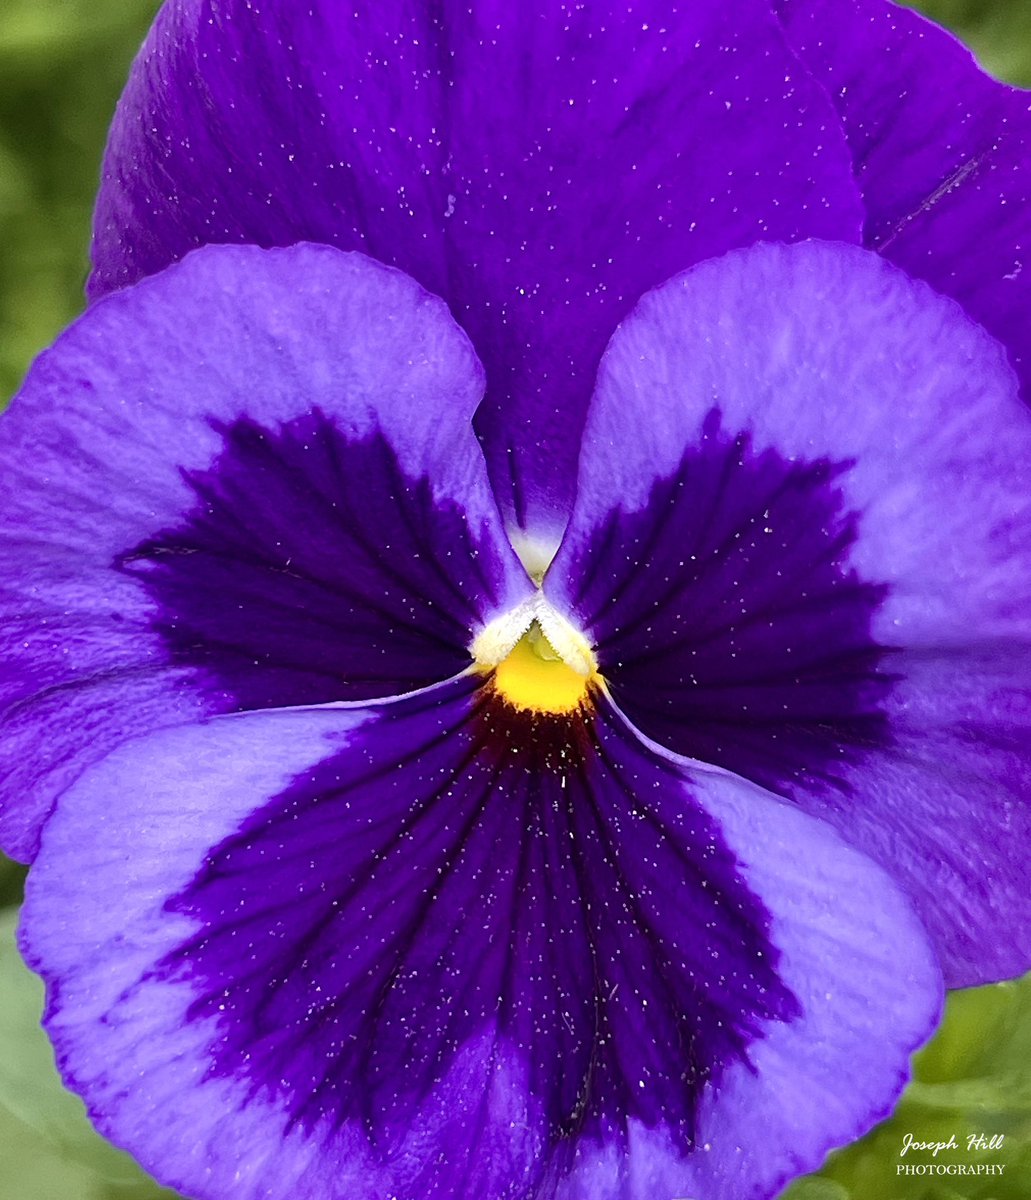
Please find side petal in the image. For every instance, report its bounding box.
[548,238,1031,985]
[22,679,939,1200]
[776,0,1031,408]
[90,0,863,537]
[0,242,530,861]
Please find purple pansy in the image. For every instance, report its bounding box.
[2,3,1031,1200]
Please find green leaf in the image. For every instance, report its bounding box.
[0,0,159,406]
[0,852,26,908]
[779,1180,850,1200]
[910,1,1031,85]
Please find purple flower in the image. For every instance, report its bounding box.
[2,2,1030,1199]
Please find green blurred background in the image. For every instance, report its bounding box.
[0,1,1029,1197]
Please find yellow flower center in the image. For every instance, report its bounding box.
[471,597,599,715]
[493,625,593,714]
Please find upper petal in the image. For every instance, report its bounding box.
[777,0,1031,409]
[89,0,863,537]
[21,678,938,1200]
[0,242,529,861]
[547,237,1031,986]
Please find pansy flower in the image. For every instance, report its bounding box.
[2,3,1031,1200]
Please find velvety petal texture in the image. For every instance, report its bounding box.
[549,238,1031,986]
[0,242,529,861]
[21,677,939,1200]
[777,0,1031,407]
[89,0,863,535]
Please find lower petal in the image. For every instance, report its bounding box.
[23,680,939,1200]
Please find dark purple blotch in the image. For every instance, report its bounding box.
[570,410,894,794]
[162,677,798,1164]
[118,412,503,708]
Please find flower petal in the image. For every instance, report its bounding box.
[776,0,1031,408]
[89,0,863,537]
[0,242,528,861]
[22,680,939,1200]
[548,238,1031,986]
